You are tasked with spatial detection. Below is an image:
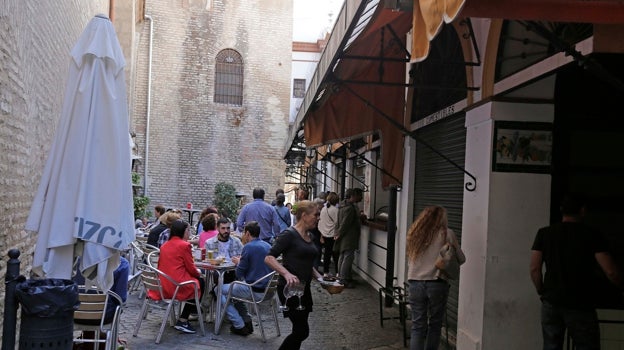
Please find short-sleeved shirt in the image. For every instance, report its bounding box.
[531,222,608,309]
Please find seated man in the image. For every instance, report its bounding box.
[221,221,272,336]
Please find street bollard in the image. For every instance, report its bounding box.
[2,249,23,350]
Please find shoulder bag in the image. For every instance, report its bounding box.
[434,229,466,280]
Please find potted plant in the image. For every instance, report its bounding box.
[213,182,239,223]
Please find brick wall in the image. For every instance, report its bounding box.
[132,0,293,214]
[0,0,109,331]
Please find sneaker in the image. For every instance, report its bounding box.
[244,321,254,334]
[188,313,199,321]
[230,325,250,336]
[174,320,196,334]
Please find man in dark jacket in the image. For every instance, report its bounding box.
[335,188,364,288]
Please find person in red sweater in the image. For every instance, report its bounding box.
[151,219,204,334]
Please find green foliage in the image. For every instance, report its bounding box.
[131,172,141,185]
[213,182,239,221]
[133,195,150,219]
[131,172,149,219]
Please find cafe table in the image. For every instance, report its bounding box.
[195,260,236,333]
[182,208,201,226]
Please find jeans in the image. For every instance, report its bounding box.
[220,283,262,328]
[408,280,449,350]
[337,249,355,281]
[541,300,600,350]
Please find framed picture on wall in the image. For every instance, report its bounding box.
[492,121,553,173]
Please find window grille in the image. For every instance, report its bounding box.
[214,49,243,106]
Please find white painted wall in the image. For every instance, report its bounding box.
[458,102,553,350]
[290,50,322,122]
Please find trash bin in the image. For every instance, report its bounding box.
[15,278,80,350]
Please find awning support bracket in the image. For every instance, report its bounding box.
[460,18,482,67]
[334,142,403,186]
[311,162,344,188]
[320,154,370,192]
[342,84,476,192]
[521,20,624,94]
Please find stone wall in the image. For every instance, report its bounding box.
[0,0,109,331]
[132,0,292,215]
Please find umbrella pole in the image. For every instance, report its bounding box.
[2,249,23,350]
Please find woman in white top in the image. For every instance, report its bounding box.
[318,192,340,276]
[406,206,465,350]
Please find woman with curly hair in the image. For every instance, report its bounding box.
[406,206,465,350]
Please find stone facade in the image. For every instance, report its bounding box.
[0,0,293,334]
[132,0,293,213]
[0,0,109,331]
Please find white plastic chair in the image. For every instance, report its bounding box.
[217,271,280,342]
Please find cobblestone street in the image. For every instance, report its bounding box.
[119,275,406,350]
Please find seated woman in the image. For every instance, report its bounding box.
[155,211,182,248]
[196,206,219,235]
[198,213,219,248]
[147,211,179,247]
[149,219,204,334]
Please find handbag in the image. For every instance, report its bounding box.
[435,243,461,280]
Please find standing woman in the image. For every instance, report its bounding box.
[265,200,323,350]
[318,192,340,276]
[406,206,465,350]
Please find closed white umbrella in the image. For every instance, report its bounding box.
[25,15,134,291]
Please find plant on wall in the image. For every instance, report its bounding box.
[213,182,239,222]
[131,171,149,219]
[133,195,150,219]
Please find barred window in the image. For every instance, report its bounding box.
[293,78,306,98]
[214,49,243,106]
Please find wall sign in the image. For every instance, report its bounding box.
[492,121,553,173]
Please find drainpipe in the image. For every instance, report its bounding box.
[143,14,154,197]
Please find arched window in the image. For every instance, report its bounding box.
[214,49,243,106]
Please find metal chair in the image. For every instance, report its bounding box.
[133,263,205,344]
[128,241,145,293]
[146,250,160,268]
[73,290,123,350]
[217,271,280,342]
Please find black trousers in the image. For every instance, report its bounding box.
[180,278,205,319]
[279,309,311,350]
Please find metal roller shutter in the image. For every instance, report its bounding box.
[413,113,466,345]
